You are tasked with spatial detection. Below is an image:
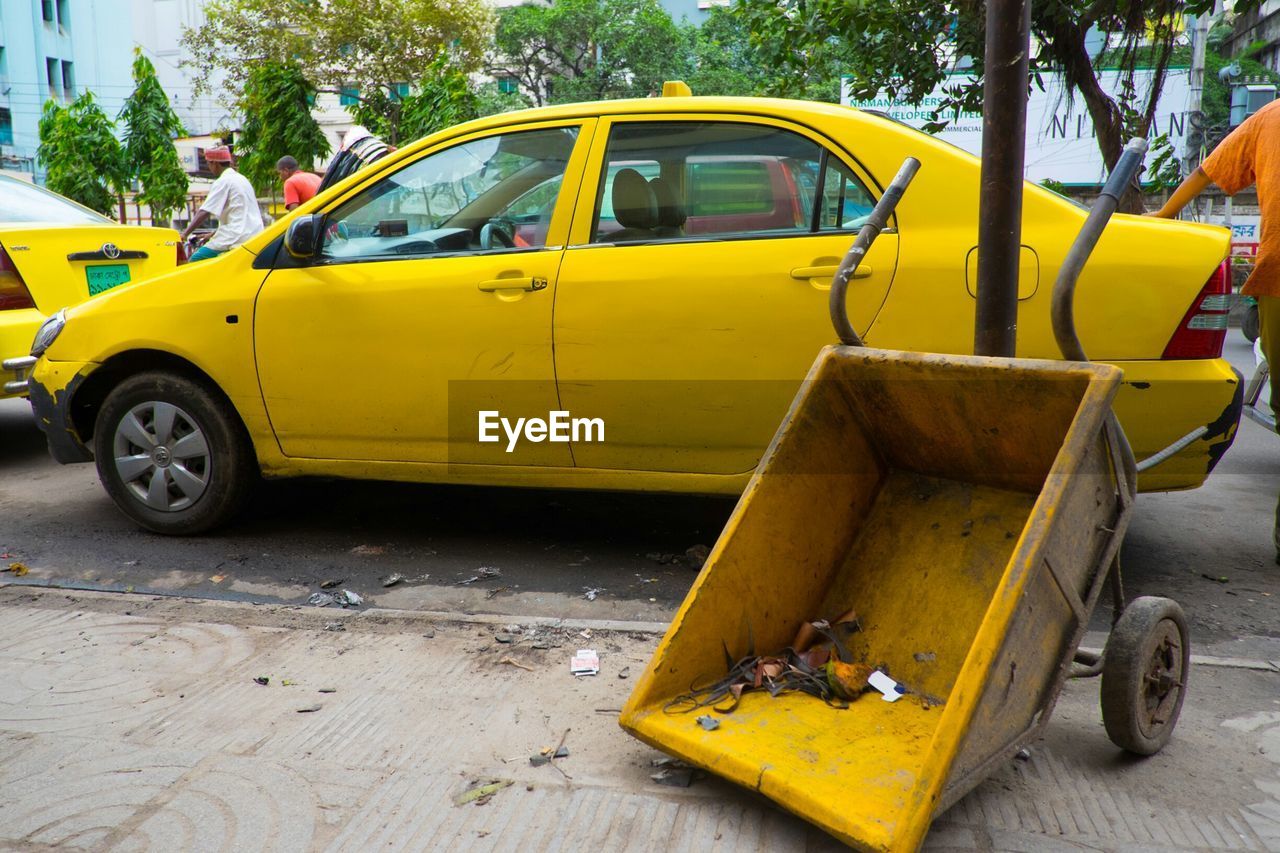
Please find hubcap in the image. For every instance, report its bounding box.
[113,401,210,512]
[1138,619,1184,737]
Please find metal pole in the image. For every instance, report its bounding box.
[974,0,1032,357]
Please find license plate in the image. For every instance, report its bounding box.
[85,264,131,296]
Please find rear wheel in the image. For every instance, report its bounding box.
[1100,596,1190,755]
[1244,302,1260,343]
[94,372,255,535]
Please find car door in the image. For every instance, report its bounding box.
[254,120,595,465]
[553,115,897,474]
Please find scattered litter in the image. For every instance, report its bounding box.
[423,629,436,639]
[319,579,343,590]
[318,687,337,694]
[455,780,512,806]
[296,704,322,713]
[335,589,364,607]
[1015,748,1032,761]
[1201,573,1229,584]
[458,566,502,585]
[578,629,592,640]
[696,715,720,731]
[554,745,570,759]
[123,560,139,567]
[499,656,534,672]
[684,544,711,569]
[571,649,600,676]
[595,708,622,714]
[6,562,29,577]
[381,573,404,588]
[868,670,905,702]
[485,586,511,599]
[324,622,346,632]
[0,552,12,559]
[913,651,937,663]
[209,574,226,584]
[618,666,631,680]
[651,768,696,787]
[646,553,677,565]
[495,633,516,644]
[253,676,270,686]
[308,592,336,607]
[281,679,297,687]
[583,587,602,601]
[529,753,551,767]
[350,544,385,556]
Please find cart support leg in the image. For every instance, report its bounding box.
[1109,555,1126,629]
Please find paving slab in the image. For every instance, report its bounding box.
[2,586,1279,852]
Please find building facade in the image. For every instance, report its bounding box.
[0,0,135,178]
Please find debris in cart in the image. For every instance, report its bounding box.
[868,670,905,702]
[381,573,404,588]
[571,649,600,676]
[696,715,720,731]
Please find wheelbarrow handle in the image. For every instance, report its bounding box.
[1050,137,1148,362]
[830,157,921,346]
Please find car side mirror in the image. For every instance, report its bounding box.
[285,214,322,259]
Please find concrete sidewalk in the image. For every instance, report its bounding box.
[2,586,1280,852]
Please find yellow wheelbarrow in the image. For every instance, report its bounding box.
[619,143,1191,851]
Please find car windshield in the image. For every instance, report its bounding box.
[0,176,110,224]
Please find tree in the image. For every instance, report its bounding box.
[119,50,189,225]
[491,0,692,106]
[182,0,493,142]
[685,6,841,102]
[37,93,129,217]
[731,0,1264,211]
[235,62,331,194]
[351,57,529,144]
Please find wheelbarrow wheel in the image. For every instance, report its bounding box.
[1100,596,1190,755]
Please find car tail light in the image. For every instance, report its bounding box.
[1161,260,1231,359]
[0,245,37,311]
[176,241,189,265]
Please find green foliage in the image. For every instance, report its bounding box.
[235,62,331,194]
[684,6,841,101]
[182,0,493,119]
[1039,178,1069,195]
[492,0,692,106]
[119,49,188,223]
[37,93,128,216]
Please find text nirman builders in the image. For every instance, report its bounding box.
[843,68,1192,186]
[478,411,605,453]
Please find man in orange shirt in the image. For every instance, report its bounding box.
[276,156,323,210]
[1154,98,1280,556]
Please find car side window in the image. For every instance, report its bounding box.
[817,158,876,231]
[320,126,579,263]
[591,121,874,244]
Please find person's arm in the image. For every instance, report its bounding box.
[182,209,211,239]
[1148,167,1213,218]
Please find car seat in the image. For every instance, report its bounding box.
[649,177,687,238]
[607,168,658,242]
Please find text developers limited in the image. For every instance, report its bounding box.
[478,410,605,453]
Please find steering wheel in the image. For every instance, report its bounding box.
[479,221,516,250]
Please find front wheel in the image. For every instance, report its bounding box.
[1100,596,1190,755]
[94,372,255,535]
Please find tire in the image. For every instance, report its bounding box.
[1244,302,1260,344]
[1100,596,1190,755]
[94,371,255,535]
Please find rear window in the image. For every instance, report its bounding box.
[0,176,109,224]
[687,162,773,217]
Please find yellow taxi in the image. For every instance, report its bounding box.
[23,93,1241,534]
[1,174,182,397]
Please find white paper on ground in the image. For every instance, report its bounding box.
[571,649,600,676]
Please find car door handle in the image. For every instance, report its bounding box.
[790,265,872,280]
[478,276,548,292]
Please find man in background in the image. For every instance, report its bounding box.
[277,156,323,211]
[181,146,265,261]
